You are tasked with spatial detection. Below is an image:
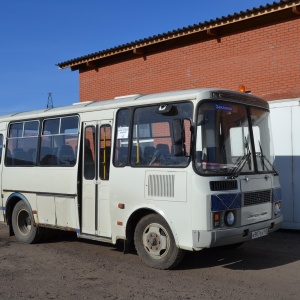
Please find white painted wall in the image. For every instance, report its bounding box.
[269,98,300,229]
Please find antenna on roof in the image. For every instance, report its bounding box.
[47,92,54,108]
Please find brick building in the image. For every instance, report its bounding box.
[58,0,300,103]
[58,0,300,229]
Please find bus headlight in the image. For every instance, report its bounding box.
[225,211,235,226]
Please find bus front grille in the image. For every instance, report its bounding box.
[243,190,271,206]
[210,180,238,191]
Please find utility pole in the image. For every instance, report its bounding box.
[47,92,53,108]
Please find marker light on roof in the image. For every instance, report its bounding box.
[238,85,246,93]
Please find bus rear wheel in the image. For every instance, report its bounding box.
[134,214,185,269]
[12,201,40,244]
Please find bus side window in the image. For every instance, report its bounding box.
[57,145,75,165]
[6,121,39,166]
[100,125,111,180]
[116,146,128,166]
[114,109,130,167]
[41,116,79,167]
[84,126,95,180]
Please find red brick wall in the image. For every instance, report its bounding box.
[80,17,300,102]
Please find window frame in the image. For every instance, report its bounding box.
[113,101,193,169]
[6,119,40,166]
[5,114,80,168]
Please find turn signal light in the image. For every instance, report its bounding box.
[213,213,220,227]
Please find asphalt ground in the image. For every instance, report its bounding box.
[0,224,299,299]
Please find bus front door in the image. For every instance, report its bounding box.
[81,121,112,238]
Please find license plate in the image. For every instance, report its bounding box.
[251,228,268,239]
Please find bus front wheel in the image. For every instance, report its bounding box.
[134,213,185,269]
[12,201,40,244]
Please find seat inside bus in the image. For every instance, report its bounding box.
[156,144,171,157]
[12,149,28,165]
[56,145,75,165]
[39,147,56,165]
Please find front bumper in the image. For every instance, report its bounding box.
[192,215,283,249]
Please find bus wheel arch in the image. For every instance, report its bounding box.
[125,208,156,248]
[6,194,30,235]
[6,194,40,243]
[128,211,185,269]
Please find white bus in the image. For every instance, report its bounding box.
[0,89,282,269]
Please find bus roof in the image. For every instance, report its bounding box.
[0,88,266,122]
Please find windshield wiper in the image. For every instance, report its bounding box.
[229,136,252,179]
[258,141,267,171]
[229,152,251,179]
[258,141,278,175]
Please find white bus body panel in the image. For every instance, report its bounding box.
[36,195,78,228]
[2,167,79,230]
[269,98,300,229]
[109,166,195,249]
[2,167,78,195]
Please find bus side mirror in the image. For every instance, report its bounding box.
[172,119,186,157]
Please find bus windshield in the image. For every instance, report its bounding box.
[195,101,275,175]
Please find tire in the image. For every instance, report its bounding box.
[12,201,40,244]
[134,214,185,269]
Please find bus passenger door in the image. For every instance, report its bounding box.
[81,121,112,237]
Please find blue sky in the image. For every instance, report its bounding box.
[0,0,274,114]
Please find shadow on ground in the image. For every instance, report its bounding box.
[178,229,300,271]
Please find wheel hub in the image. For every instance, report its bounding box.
[147,232,161,250]
[26,217,32,226]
